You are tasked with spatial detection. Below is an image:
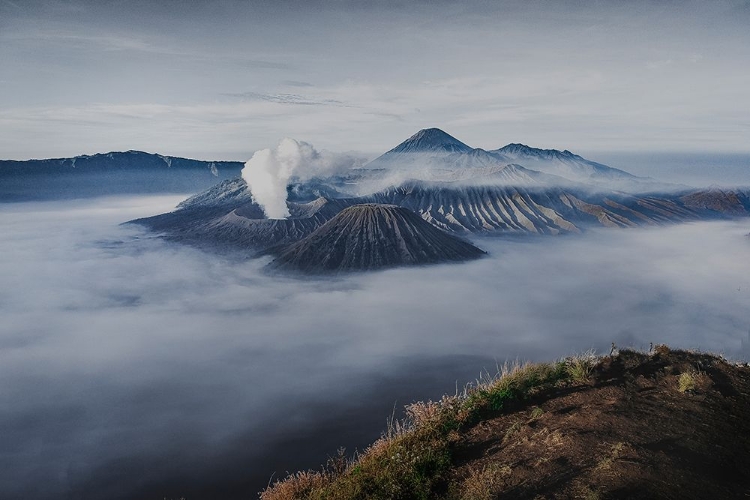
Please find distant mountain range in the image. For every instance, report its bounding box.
[128,128,750,272]
[0,151,243,201]
[6,128,749,272]
[0,128,678,202]
[305,128,682,197]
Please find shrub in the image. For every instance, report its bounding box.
[678,369,712,393]
[566,350,597,383]
[529,407,545,420]
[653,344,671,356]
[678,372,695,393]
[458,463,512,500]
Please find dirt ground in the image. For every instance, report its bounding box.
[449,349,750,499]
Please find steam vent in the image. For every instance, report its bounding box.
[270,204,485,273]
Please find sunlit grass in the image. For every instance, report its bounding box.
[260,352,599,500]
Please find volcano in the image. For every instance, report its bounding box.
[127,128,750,262]
[270,204,485,273]
[384,128,473,154]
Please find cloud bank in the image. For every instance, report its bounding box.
[0,195,749,499]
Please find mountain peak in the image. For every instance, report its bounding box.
[387,128,472,154]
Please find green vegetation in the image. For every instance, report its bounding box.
[260,354,599,500]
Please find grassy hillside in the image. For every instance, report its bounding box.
[260,346,750,499]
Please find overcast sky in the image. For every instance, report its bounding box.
[1,0,749,160]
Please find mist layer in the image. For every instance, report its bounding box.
[1,195,748,499]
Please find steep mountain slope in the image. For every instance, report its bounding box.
[131,176,750,254]
[131,193,352,253]
[680,187,750,215]
[270,204,485,273]
[175,177,253,210]
[176,176,345,211]
[383,128,473,154]
[364,182,713,234]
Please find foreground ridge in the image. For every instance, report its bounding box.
[261,347,750,499]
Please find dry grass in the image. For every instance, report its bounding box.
[261,352,602,500]
[595,442,626,471]
[678,372,696,392]
[565,349,597,383]
[529,406,545,420]
[653,344,671,356]
[678,369,712,393]
[457,463,512,500]
[503,420,523,443]
[259,470,330,500]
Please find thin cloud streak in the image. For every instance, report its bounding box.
[222,92,349,107]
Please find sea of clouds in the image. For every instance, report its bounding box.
[1,195,748,499]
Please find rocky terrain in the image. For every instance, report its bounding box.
[261,347,750,499]
[270,204,485,273]
[131,176,750,250]
[126,128,750,271]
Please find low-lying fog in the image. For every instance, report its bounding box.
[592,152,750,188]
[1,195,749,499]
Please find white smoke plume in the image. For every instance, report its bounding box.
[241,138,362,219]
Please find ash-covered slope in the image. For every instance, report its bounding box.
[130,176,750,255]
[270,204,485,273]
[364,182,725,234]
[130,189,353,253]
